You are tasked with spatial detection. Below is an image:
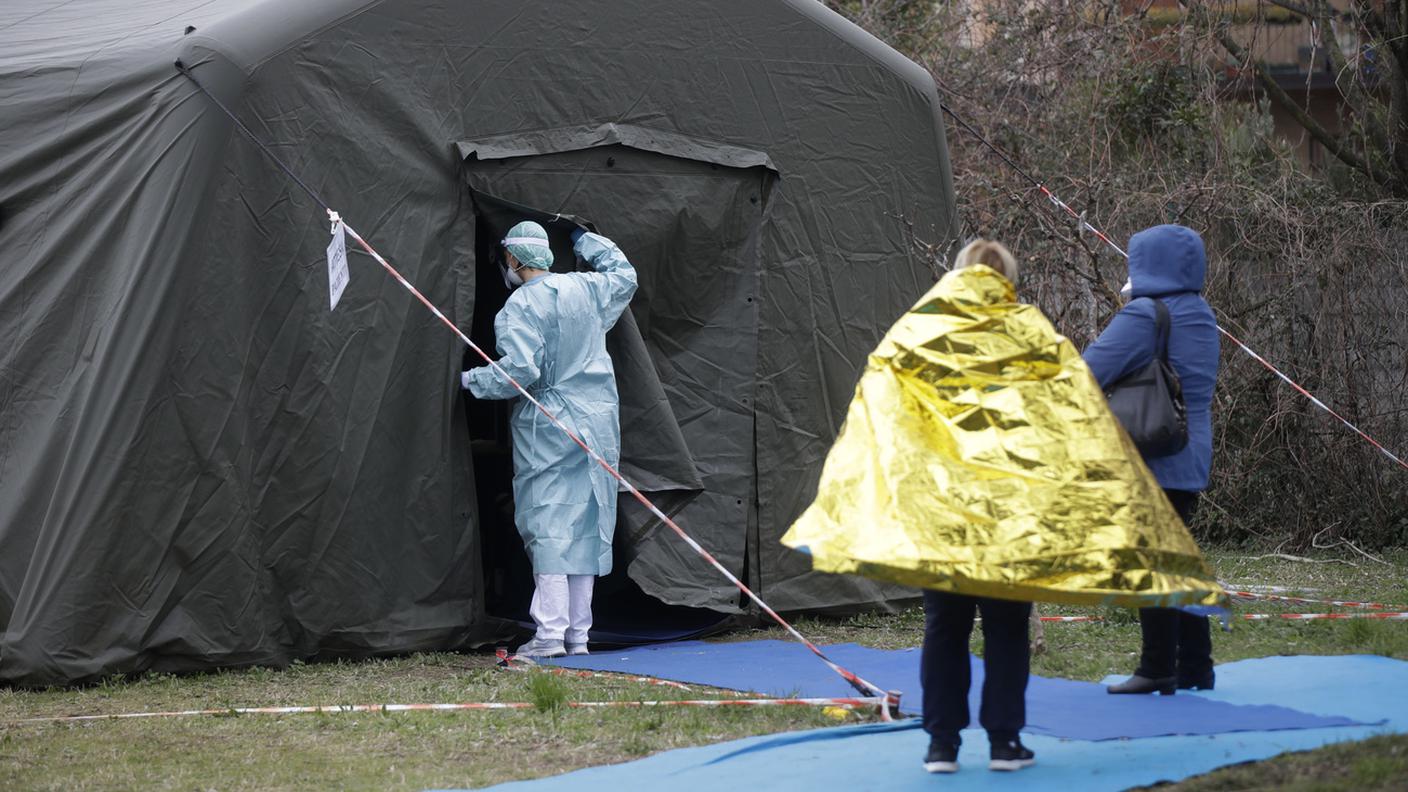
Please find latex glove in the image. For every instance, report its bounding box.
[460,370,473,390]
[570,226,587,244]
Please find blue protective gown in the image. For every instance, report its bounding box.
[466,233,638,575]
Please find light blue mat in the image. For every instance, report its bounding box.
[446,654,1406,791]
[545,640,1364,740]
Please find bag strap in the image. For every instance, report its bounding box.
[1149,298,1171,362]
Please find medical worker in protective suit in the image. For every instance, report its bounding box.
[461,220,638,659]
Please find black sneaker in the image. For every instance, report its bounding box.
[923,739,960,774]
[989,739,1035,772]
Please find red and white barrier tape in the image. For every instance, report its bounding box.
[336,217,897,718]
[494,648,744,695]
[540,667,716,693]
[1227,589,1406,611]
[9,696,885,726]
[1037,611,1408,623]
[1038,186,1129,258]
[1238,611,1408,621]
[1215,328,1408,471]
[1224,584,1323,594]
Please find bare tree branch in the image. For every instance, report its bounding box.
[1182,0,1403,193]
[1309,1,1397,175]
[1264,0,1313,18]
[826,0,1408,551]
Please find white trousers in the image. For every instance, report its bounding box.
[529,574,595,644]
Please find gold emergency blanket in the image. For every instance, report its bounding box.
[781,265,1224,608]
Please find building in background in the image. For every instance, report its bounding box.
[1141,0,1356,168]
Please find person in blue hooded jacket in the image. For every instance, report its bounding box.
[461,220,638,659]
[1083,224,1221,695]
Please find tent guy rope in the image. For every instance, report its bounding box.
[174,61,898,718]
[936,99,1408,474]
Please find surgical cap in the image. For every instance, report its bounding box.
[503,221,554,270]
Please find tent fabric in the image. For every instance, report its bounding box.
[0,0,957,685]
[457,123,778,173]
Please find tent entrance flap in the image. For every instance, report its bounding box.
[464,197,531,621]
[465,189,717,641]
[460,132,774,613]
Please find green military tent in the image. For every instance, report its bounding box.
[0,0,957,686]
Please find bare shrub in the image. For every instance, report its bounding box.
[828,0,1408,549]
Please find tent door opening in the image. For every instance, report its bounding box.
[464,190,720,643]
[460,128,777,638]
[462,197,545,623]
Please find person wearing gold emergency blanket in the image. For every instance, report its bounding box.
[781,239,1224,774]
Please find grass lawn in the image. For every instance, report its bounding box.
[3,548,1406,790]
[1135,733,1408,791]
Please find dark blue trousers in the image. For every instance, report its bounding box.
[1135,488,1213,681]
[921,591,1030,746]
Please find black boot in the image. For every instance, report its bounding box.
[1178,670,1215,691]
[1107,674,1176,695]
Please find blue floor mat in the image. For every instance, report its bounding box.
[511,617,725,645]
[447,654,1407,792]
[547,640,1366,740]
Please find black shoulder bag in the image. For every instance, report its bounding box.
[1105,299,1189,458]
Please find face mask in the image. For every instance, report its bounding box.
[503,262,525,289]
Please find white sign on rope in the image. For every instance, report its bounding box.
[326,219,349,310]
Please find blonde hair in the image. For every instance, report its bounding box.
[953,238,1019,286]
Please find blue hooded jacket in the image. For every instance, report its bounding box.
[1082,225,1220,491]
